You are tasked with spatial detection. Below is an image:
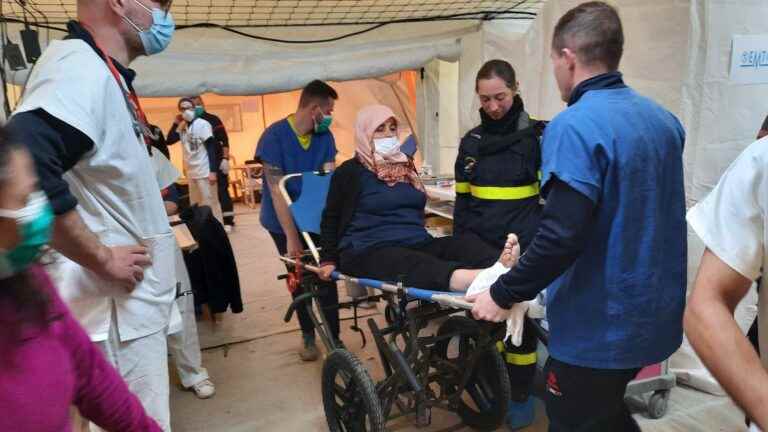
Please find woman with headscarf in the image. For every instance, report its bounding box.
[318,105,517,291]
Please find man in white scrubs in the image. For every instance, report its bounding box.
[7,1,178,430]
[685,135,768,432]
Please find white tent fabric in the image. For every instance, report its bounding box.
[682,0,768,204]
[458,0,690,131]
[5,21,474,96]
[675,0,768,395]
[454,0,692,168]
[129,22,473,96]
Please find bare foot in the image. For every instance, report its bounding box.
[499,233,520,268]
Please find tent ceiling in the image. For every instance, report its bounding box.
[3,0,542,27]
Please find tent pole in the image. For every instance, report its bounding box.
[260,94,267,132]
[387,78,418,149]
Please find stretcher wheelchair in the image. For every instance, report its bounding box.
[277,171,513,431]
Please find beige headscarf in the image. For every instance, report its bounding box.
[354,105,423,191]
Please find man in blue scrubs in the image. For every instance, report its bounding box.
[256,80,340,361]
[468,2,687,430]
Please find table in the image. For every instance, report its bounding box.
[232,164,263,209]
[169,215,197,252]
[424,183,456,221]
[424,183,456,201]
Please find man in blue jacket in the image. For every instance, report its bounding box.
[468,2,687,430]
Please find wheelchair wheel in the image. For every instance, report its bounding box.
[383,304,396,325]
[435,316,511,431]
[323,349,385,432]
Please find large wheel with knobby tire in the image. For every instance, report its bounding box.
[323,349,385,432]
[434,316,511,431]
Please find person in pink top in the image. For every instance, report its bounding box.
[0,129,161,432]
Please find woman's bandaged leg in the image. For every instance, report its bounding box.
[466,262,534,347]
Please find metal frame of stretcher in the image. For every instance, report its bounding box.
[277,171,514,431]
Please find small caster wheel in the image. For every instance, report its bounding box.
[416,404,431,427]
[384,304,396,325]
[647,390,669,419]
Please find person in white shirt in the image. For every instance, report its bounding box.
[685,135,768,432]
[148,146,216,400]
[7,1,179,430]
[169,97,223,223]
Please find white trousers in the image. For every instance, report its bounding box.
[189,177,223,223]
[168,293,209,388]
[167,245,209,388]
[90,306,171,432]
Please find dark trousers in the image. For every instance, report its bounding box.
[544,357,641,432]
[218,171,234,226]
[340,233,499,291]
[269,231,340,339]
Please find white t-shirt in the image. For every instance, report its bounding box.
[687,137,768,373]
[181,118,214,179]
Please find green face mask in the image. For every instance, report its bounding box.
[194,106,205,118]
[314,113,333,134]
[0,191,54,279]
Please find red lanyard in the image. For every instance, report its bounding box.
[106,54,149,125]
[86,27,151,145]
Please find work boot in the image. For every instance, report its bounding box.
[299,333,319,362]
[506,396,535,430]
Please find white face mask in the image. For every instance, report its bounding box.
[182,109,196,123]
[373,136,400,155]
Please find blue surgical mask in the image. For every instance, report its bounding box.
[124,0,175,56]
[0,191,54,279]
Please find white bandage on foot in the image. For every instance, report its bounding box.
[466,262,535,347]
[467,262,509,296]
